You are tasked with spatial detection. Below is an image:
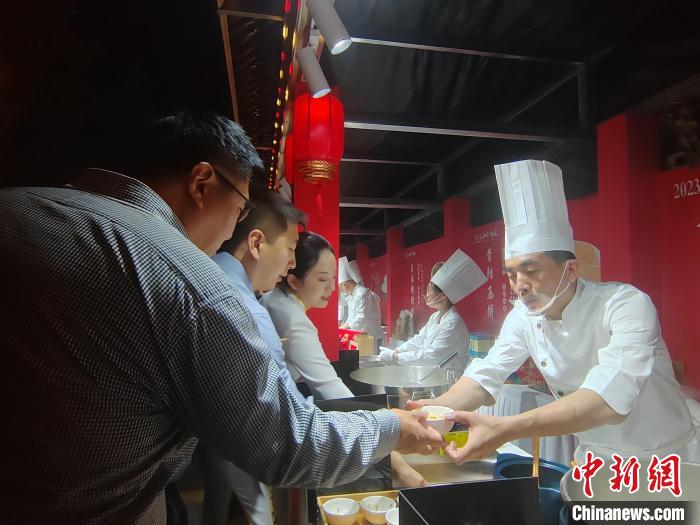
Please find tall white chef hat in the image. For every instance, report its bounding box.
[495,159,574,259]
[338,256,361,284]
[338,256,352,284]
[430,249,487,304]
[348,260,363,283]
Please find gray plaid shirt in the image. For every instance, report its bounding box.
[0,169,399,524]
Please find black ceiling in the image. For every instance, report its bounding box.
[320,0,700,255]
[1,0,699,256]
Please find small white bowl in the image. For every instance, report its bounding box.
[322,497,360,525]
[360,495,396,524]
[421,405,454,435]
[385,507,399,525]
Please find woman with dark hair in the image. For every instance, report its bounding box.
[261,232,430,488]
[260,231,353,400]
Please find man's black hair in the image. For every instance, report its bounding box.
[109,109,264,181]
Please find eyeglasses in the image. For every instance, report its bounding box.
[213,168,255,222]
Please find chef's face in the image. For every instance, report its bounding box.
[290,248,337,309]
[503,252,578,312]
[338,281,354,295]
[256,221,299,292]
[424,282,445,309]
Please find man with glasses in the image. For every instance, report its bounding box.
[213,165,255,223]
[199,185,309,525]
[0,110,442,524]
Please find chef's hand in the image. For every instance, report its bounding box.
[391,408,445,455]
[404,398,433,410]
[379,348,395,362]
[443,411,513,464]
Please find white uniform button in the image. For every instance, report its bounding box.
[557,390,564,396]
[540,360,548,368]
[537,323,542,330]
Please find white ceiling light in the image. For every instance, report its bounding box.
[298,46,331,98]
[306,0,352,55]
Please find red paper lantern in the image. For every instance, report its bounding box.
[293,90,344,183]
[283,132,294,185]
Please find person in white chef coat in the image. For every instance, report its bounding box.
[412,159,700,464]
[378,250,487,374]
[338,256,384,343]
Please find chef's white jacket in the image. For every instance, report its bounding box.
[261,288,353,400]
[464,279,699,461]
[345,284,384,341]
[338,293,348,324]
[395,307,470,374]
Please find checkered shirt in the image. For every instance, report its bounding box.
[0,169,399,524]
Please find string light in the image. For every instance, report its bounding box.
[270,0,302,187]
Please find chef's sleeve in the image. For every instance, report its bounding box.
[463,310,530,403]
[395,320,429,358]
[579,289,657,416]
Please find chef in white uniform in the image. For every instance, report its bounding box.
[413,159,700,464]
[378,250,487,374]
[338,256,384,342]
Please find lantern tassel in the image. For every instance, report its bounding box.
[316,183,324,217]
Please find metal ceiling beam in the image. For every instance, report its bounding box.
[395,209,437,230]
[217,4,240,122]
[346,40,626,241]
[341,157,436,167]
[340,198,441,210]
[351,69,582,230]
[349,32,580,66]
[217,9,284,22]
[340,229,385,236]
[344,119,567,142]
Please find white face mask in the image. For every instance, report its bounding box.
[425,292,445,308]
[522,262,572,316]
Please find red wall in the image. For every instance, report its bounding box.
[293,177,341,361]
[353,114,700,389]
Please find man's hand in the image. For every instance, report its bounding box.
[404,398,434,410]
[443,411,513,464]
[405,377,493,412]
[390,409,444,454]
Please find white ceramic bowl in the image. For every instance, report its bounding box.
[322,497,360,525]
[385,507,399,525]
[360,495,396,524]
[421,405,454,435]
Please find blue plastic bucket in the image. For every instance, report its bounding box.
[494,453,569,525]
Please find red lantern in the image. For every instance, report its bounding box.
[293,90,344,184]
[283,132,294,185]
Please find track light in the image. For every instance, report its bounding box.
[306,0,352,55]
[298,47,331,98]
